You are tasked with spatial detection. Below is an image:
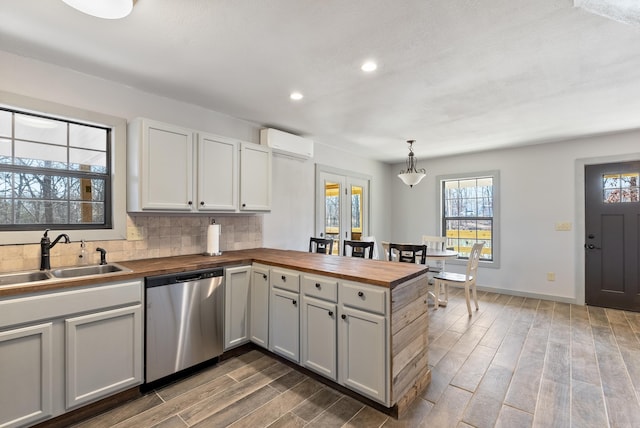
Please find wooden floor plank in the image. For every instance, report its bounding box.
[228,378,325,428]
[180,363,291,426]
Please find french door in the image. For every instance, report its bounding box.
[315,167,369,255]
[585,161,640,311]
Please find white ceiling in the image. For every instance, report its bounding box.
[1,0,640,163]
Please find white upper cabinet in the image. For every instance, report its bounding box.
[197,133,237,211]
[127,118,271,213]
[128,118,194,211]
[240,143,271,211]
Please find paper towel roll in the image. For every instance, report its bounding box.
[206,224,221,255]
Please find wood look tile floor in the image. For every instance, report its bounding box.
[71,288,640,428]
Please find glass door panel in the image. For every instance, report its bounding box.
[316,168,369,256]
[325,180,341,255]
[350,184,363,241]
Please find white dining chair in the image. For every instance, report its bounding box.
[433,242,484,316]
[381,241,395,261]
[421,235,447,274]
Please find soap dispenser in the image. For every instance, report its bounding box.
[78,240,88,265]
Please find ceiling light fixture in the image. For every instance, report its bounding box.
[575,0,640,27]
[361,61,377,72]
[290,92,304,101]
[61,0,134,19]
[398,140,426,188]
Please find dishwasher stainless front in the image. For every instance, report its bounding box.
[145,267,224,383]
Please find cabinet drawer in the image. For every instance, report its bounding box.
[302,275,338,302]
[270,268,300,293]
[340,281,387,315]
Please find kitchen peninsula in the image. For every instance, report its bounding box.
[0,248,430,425]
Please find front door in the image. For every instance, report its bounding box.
[585,161,640,311]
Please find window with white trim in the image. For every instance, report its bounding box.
[0,108,111,230]
[0,92,126,245]
[439,171,499,264]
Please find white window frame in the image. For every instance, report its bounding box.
[437,170,500,268]
[0,91,127,244]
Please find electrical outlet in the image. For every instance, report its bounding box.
[547,272,556,281]
[555,222,572,231]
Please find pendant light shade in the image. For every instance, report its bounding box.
[61,0,134,19]
[397,140,426,188]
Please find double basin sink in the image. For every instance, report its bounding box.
[0,263,131,288]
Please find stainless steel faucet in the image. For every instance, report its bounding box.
[40,229,71,270]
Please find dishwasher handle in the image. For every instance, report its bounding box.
[175,273,205,283]
[145,267,224,288]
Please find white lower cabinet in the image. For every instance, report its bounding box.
[0,323,53,428]
[262,268,389,405]
[338,280,388,404]
[0,279,143,426]
[269,287,299,362]
[250,264,269,348]
[301,295,337,380]
[65,305,142,409]
[338,305,386,402]
[224,266,251,350]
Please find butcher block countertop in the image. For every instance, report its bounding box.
[0,248,428,298]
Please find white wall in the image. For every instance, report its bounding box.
[262,143,393,252]
[0,50,260,141]
[6,49,638,304]
[391,132,640,303]
[1,50,392,254]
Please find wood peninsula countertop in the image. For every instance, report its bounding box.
[0,248,428,298]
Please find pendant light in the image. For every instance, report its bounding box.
[61,0,134,19]
[397,140,426,188]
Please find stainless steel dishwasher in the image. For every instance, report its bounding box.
[145,267,224,383]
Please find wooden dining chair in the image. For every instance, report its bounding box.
[360,236,379,259]
[388,243,426,264]
[309,237,334,254]
[343,240,375,259]
[433,242,484,316]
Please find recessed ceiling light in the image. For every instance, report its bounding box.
[361,61,378,72]
[290,92,304,101]
[61,0,134,19]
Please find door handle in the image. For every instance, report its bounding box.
[584,244,601,249]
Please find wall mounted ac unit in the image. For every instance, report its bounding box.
[260,128,314,160]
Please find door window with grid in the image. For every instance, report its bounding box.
[440,173,498,263]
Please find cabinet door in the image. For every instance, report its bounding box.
[65,305,143,409]
[339,306,387,403]
[269,288,299,362]
[0,323,53,428]
[197,133,238,211]
[224,266,251,350]
[141,120,194,210]
[240,143,272,211]
[301,296,337,380]
[250,266,269,348]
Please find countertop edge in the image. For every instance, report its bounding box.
[0,248,428,298]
